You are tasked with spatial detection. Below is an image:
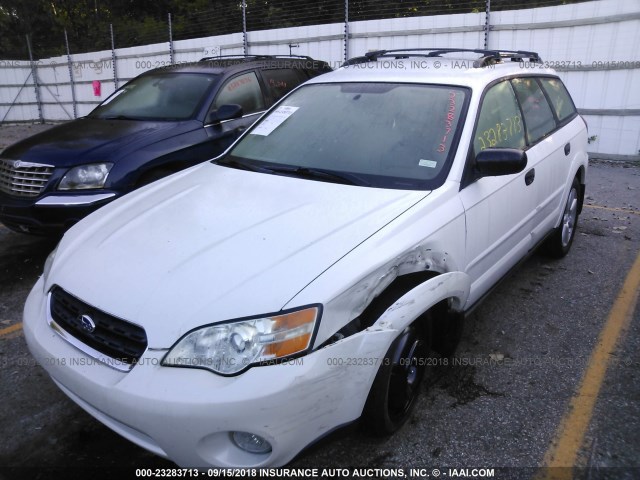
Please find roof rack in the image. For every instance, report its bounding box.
[343,48,542,68]
[199,54,314,62]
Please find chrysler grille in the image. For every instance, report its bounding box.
[0,159,53,197]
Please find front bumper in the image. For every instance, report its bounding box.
[0,191,116,234]
[23,278,396,467]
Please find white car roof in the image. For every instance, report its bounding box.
[308,55,558,90]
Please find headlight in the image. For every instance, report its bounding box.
[162,306,320,375]
[58,163,113,190]
[42,244,59,286]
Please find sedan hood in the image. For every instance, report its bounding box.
[48,163,429,347]
[2,118,199,168]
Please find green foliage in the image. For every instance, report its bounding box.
[1,0,63,58]
[0,0,591,59]
[0,0,177,57]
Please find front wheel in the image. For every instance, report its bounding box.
[544,176,580,258]
[362,320,429,435]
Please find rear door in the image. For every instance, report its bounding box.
[536,76,583,233]
[510,76,574,243]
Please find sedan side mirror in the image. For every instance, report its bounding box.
[206,104,243,125]
[475,148,527,178]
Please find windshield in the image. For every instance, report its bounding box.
[227,82,469,189]
[90,73,218,121]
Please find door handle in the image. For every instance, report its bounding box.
[525,168,535,186]
[564,143,571,155]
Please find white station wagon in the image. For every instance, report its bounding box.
[24,48,588,468]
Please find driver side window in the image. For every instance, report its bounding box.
[474,81,526,154]
[213,71,265,116]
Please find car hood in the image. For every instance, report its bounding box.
[2,118,199,168]
[48,163,430,347]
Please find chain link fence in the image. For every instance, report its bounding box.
[1,0,587,60]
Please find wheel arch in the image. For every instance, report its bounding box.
[320,268,471,350]
[315,242,470,350]
[370,271,470,334]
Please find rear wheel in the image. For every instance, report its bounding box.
[363,318,430,435]
[544,176,580,258]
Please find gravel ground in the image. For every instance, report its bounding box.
[0,124,57,152]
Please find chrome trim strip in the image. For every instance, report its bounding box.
[0,158,54,169]
[35,192,116,206]
[46,292,133,372]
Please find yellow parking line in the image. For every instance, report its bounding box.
[539,251,640,479]
[0,322,23,337]
[584,204,640,216]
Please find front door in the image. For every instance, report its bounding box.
[460,80,535,306]
[204,71,267,156]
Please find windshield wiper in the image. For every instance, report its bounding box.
[102,114,143,120]
[215,158,369,186]
[214,157,273,173]
[264,165,369,186]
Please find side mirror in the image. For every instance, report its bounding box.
[206,104,243,125]
[475,148,527,177]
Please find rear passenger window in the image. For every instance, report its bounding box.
[511,77,556,144]
[539,78,577,122]
[474,80,525,153]
[262,69,303,103]
[214,71,265,115]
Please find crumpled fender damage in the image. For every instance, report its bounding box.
[312,242,469,347]
[331,246,456,322]
[371,271,470,332]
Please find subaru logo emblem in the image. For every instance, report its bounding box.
[79,314,96,333]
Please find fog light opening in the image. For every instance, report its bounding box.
[231,431,272,454]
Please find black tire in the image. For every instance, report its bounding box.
[432,306,464,358]
[362,319,430,435]
[544,176,580,258]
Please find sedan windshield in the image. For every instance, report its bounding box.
[90,73,218,121]
[227,82,468,189]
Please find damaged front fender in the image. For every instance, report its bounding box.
[371,271,470,333]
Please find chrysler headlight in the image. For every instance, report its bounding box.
[58,163,113,190]
[162,306,320,375]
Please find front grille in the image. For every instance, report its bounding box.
[49,286,148,365]
[0,158,53,197]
